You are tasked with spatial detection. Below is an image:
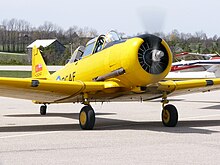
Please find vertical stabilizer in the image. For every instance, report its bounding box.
[32,46,50,79]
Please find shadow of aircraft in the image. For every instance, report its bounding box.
[1,112,220,135]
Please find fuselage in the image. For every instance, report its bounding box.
[50,35,172,89]
[37,34,173,103]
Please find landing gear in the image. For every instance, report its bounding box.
[161,92,178,127]
[79,105,95,130]
[79,93,96,130]
[162,104,178,127]
[40,104,47,115]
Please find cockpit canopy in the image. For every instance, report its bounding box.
[69,31,121,63]
[105,31,121,43]
[69,46,85,63]
[83,30,121,56]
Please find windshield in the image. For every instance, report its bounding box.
[69,46,85,63]
[83,41,96,56]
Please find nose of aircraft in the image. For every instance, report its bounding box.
[151,50,164,62]
[137,34,169,74]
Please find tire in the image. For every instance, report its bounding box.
[162,104,178,127]
[79,105,95,130]
[40,105,47,115]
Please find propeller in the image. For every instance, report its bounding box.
[137,6,166,34]
[137,7,169,74]
[138,34,169,74]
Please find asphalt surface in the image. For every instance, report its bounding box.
[0,91,220,165]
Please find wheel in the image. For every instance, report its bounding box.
[40,105,47,115]
[79,105,95,130]
[162,104,178,127]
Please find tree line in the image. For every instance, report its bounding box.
[153,30,220,54]
[0,18,97,53]
[1,18,220,63]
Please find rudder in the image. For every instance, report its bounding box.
[32,46,50,79]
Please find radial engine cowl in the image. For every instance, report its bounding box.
[138,34,170,74]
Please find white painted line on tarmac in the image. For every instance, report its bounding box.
[0,131,62,139]
[97,124,133,129]
[182,114,220,120]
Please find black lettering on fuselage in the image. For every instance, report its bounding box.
[69,73,72,81]
[62,72,76,81]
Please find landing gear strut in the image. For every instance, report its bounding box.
[79,93,96,130]
[161,92,178,127]
[40,104,47,115]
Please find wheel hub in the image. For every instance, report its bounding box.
[80,111,87,126]
[162,110,170,123]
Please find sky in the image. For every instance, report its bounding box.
[1,0,219,37]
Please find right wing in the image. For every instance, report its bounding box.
[0,77,121,103]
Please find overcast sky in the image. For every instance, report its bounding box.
[1,0,219,37]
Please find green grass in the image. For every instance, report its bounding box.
[0,52,27,56]
[0,52,29,65]
[0,71,31,78]
[0,71,55,78]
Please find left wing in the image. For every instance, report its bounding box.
[157,78,220,97]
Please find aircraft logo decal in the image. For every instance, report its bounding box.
[56,76,61,81]
[35,64,43,72]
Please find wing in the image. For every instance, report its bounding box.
[157,78,220,97]
[114,78,220,102]
[1,76,220,103]
[0,77,121,103]
[172,59,220,66]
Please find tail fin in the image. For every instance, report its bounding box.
[32,46,50,79]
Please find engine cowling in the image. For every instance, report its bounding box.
[115,34,173,87]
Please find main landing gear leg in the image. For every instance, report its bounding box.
[79,93,96,130]
[161,92,178,127]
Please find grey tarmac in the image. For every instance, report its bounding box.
[0,91,220,165]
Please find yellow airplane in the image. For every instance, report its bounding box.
[1,31,220,130]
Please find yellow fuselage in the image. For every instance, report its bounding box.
[50,37,172,90]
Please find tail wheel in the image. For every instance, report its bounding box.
[79,105,95,130]
[40,105,47,115]
[162,104,178,127]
